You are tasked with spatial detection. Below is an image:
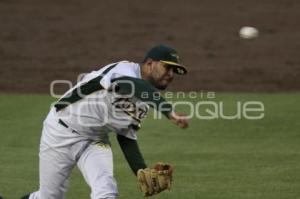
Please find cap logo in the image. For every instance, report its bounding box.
[176,68,184,74]
[170,53,179,61]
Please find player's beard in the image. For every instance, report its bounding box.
[155,83,168,90]
[148,76,173,90]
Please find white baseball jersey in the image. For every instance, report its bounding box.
[44,61,149,146]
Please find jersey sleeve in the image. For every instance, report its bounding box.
[115,128,137,140]
[117,134,147,175]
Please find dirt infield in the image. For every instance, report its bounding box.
[0,0,299,93]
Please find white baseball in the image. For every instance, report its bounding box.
[239,26,259,39]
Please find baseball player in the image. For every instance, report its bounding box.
[21,44,189,199]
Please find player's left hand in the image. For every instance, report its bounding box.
[168,112,189,129]
[137,162,173,197]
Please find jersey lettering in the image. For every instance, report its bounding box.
[112,98,148,122]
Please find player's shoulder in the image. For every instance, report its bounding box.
[113,60,141,78]
[115,60,140,71]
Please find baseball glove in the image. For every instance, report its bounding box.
[137,162,173,197]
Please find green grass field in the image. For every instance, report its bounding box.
[0,93,300,199]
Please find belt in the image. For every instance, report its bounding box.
[58,119,79,134]
[59,119,140,132]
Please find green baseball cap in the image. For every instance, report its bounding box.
[144,45,187,75]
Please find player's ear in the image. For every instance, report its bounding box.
[144,58,155,71]
[144,58,153,66]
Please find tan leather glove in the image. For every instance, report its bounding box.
[137,162,173,197]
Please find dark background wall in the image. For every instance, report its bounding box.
[0,0,299,93]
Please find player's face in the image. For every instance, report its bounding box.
[149,61,174,90]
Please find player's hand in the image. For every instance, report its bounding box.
[168,112,189,129]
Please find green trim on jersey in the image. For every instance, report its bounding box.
[54,63,117,111]
[111,76,173,117]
